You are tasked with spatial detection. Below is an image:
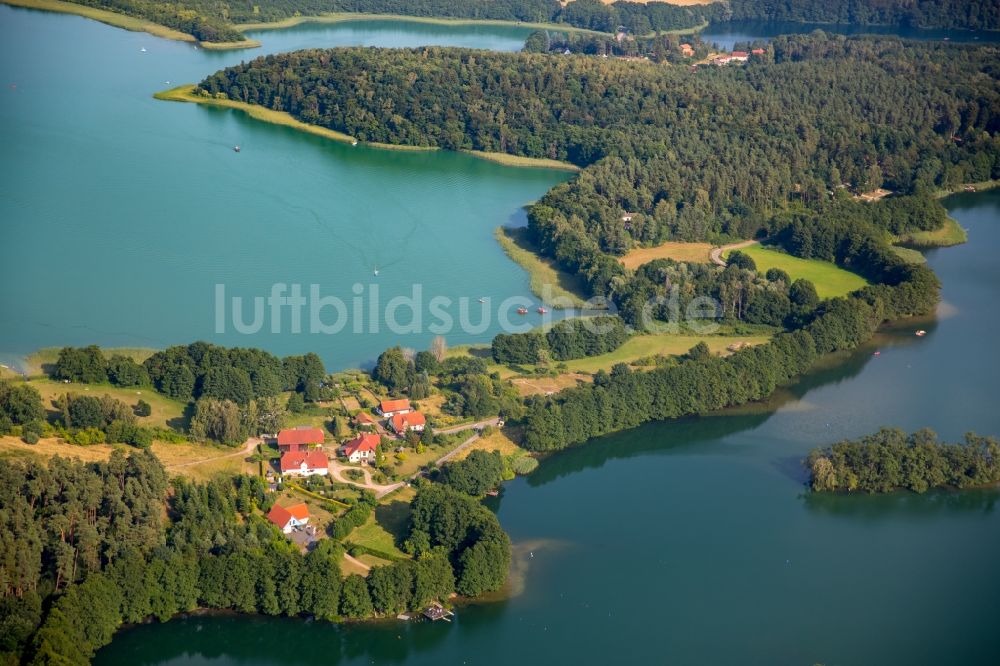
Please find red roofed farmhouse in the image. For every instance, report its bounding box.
[378,398,411,417]
[277,426,325,452]
[340,433,380,464]
[279,449,329,477]
[389,411,426,434]
[267,502,309,534]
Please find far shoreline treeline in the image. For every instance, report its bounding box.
[4,0,999,48]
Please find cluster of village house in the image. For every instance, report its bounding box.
[602,43,765,66]
[709,48,766,65]
[264,398,425,534]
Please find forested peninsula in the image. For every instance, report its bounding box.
[6,0,999,47]
[192,33,998,452]
[808,428,1000,493]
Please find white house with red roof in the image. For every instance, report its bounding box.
[277,426,325,452]
[279,449,329,477]
[731,50,749,62]
[340,433,380,464]
[267,502,309,534]
[377,398,411,417]
[389,411,426,434]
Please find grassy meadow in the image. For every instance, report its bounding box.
[619,241,714,269]
[725,245,869,299]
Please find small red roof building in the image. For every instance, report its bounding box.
[277,427,325,451]
[732,50,749,58]
[352,411,379,428]
[390,411,426,434]
[341,433,380,463]
[268,502,309,533]
[751,48,765,55]
[279,450,329,476]
[378,398,412,416]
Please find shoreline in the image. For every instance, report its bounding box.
[153,85,580,171]
[494,227,593,309]
[154,85,358,144]
[236,12,600,36]
[1,0,261,49]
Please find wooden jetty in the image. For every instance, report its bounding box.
[423,603,454,622]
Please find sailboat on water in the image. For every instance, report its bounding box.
[373,265,379,277]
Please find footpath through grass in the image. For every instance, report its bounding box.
[725,245,869,299]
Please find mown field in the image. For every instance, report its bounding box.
[619,241,714,268]
[725,245,869,299]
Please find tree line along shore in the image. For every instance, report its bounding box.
[5,0,999,49]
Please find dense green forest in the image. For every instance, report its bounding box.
[49,0,1000,45]
[807,428,1000,493]
[492,316,629,364]
[0,453,510,664]
[725,0,1000,31]
[198,35,999,296]
[70,0,246,42]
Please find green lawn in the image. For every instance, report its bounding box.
[347,504,410,559]
[468,329,774,379]
[726,245,869,299]
[529,332,773,374]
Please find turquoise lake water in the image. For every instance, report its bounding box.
[0,7,568,371]
[1,8,998,665]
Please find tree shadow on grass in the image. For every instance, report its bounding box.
[374,500,412,549]
[166,401,195,433]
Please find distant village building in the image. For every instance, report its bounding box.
[389,411,426,434]
[277,426,325,452]
[751,48,765,56]
[378,398,412,417]
[713,50,751,66]
[341,433,381,463]
[680,43,695,57]
[279,450,329,477]
[267,502,309,534]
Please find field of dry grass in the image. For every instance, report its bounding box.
[29,378,188,430]
[510,373,592,397]
[0,436,255,481]
[453,429,526,460]
[619,241,714,269]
